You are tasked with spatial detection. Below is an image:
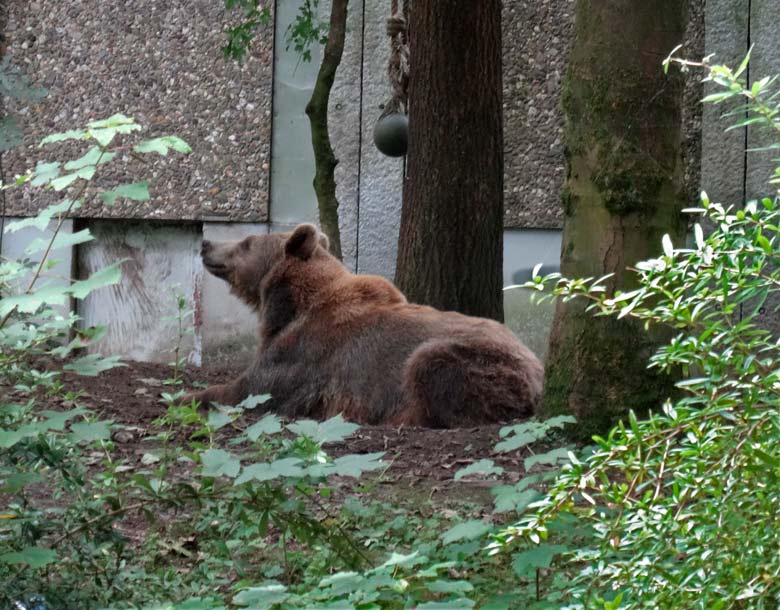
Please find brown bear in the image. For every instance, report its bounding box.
[185,224,544,427]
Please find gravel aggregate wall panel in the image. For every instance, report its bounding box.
[745,0,780,201]
[4,0,273,222]
[502,0,574,229]
[701,0,749,208]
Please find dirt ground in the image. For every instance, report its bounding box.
[5,360,541,503]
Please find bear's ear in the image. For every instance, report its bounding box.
[285,224,322,260]
[319,232,330,252]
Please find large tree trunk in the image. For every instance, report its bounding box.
[543,1,689,439]
[305,0,348,260]
[395,0,504,321]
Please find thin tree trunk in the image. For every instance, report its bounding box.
[395,0,504,321]
[305,0,348,260]
[543,0,689,439]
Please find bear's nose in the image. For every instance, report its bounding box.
[201,240,212,255]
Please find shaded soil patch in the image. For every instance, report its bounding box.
[4,360,546,501]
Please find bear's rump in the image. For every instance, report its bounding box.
[393,338,541,428]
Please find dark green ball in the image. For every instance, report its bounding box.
[373,113,408,157]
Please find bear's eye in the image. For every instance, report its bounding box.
[239,239,251,252]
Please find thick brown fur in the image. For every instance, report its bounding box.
[186,224,544,427]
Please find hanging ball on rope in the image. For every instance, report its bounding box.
[373,112,408,157]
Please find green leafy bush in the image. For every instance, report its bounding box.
[0,118,397,609]
[493,53,780,609]
[1,114,189,378]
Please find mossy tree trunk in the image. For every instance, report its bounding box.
[305,0,348,260]
[543,0,689,439]
[394,0,504,321]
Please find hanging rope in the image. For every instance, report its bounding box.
[382,0,409,117]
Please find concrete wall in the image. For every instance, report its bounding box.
[77,221,202,364]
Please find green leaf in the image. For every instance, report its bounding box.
[201,449,241,478]
[101,180,150,205]
[454,459,504,480]
[134,135,192,156]
[734,49,752,78]
[87,113,138,130]
[25,228,93,255]
[69,262,123,299]
[512,544,568,576]
[0,472,44,493]
[246,413,282,441]
[287,415,358,443]
[415,601,474,610]
[480,594,515,610]
[29,161,62,187]
[90,128,118,147]
[41,408,86,431]
[544,415,577,428]
[0,283,71,315]
[207,409,234,430]
[50,165,96,191]
[495,430,539,453]
[380,551,426,568]
[303,602,354,610]
[240,393,272,410]
[329,452,385,477]
[426,580,474,594]
[4,199,79,233]
[172,598,225,610]
[63,354,125,376]
[0,428,31,449]
[39,129,88,146]
[701,91,738,103]
[86,114,141,147]
[235,458,304,484]
[0,546,58,568]
[756,234,772,254]
[491,486,540,514]
[64,145,117,170]
[754,449,780,468]
[233,584,288,608]
[662,233,674,257]
[70,421,112,442]
[524,447,571,470]
[318,570,363,589]
[441,520,490,545]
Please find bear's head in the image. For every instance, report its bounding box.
[201,224,331,310]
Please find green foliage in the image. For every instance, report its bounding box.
[0,114,189,363]
[1,383,390,609]
[162,288,196,386]
[222,0,273,61]
[223,0,327,64]
[0,115,190,608]
[285,0,329,63]
[493,55,780,608]
[224,414,585,610]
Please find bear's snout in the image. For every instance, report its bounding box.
[201,240,231,280]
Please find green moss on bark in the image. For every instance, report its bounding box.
[593,145,665,216]
[543,0,689,438]
[543,303,677,441]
